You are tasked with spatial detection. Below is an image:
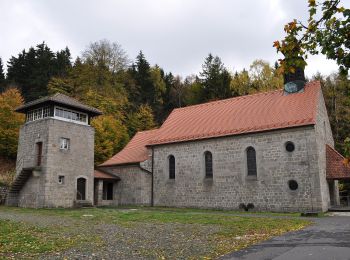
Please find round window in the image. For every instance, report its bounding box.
[285,141,295,152]
[288,180,298,191]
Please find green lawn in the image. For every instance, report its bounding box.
[0,206,311,259]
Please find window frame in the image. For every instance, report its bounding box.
[204,151,213,179]
[60,138,70,150]
[54,106,88,125]
[168,155,176,179]
[246,146,257,178]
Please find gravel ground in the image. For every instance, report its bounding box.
[0,210,221,259]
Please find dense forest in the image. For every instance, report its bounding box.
[0,40,349,166]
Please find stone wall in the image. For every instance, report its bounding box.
[16,118,95,208]
[314,89,336,210]
[103,165,152,206]
[152,126,325,212]
[44,119,95,207]
[16,119,50,207]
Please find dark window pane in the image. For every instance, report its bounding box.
[103,181,114,200]
[205,151,213,178]
[169,155,175,179]
[247,147,257,176]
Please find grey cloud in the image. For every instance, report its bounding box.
[0,0,344,77]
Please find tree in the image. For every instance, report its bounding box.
[82,39,129,73]
[149,66,166,121]
[92,115,129,165]
[48,61,129,120]
[0,58,6,92]
[7,42,72,101]
[129,51,154,106]
[230,69,252,96]
[0,88,25,159]
[249,60,283,92]
[127,104,156,137]
[199,54,232,102]
[317,72,350,153]
[274,0,350,75]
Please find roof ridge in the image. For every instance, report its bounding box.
[172,80,320,113]
[173,88,283,112]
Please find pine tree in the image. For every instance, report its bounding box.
[7,42,72,102]
[0,58,6,92]
[199,54,232,102]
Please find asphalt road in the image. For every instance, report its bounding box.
[221,214,350,260]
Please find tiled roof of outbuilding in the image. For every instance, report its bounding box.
[148,81,321,145]
[100,129,158,166]
[326,145,350,180]
[94,169,119,180]
[15,93,102,115]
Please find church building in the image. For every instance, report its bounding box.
[7,70,350,212]
[98,75,350,212]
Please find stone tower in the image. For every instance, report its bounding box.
[6,93,102,208]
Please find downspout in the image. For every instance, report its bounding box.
[151,147,154,207]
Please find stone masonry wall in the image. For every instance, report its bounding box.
[16,118,95,208]
[44,119,95,207]
[103,165,151,206]
[16,120,50,207]
[314,89,335,210]
[152,126,324,212]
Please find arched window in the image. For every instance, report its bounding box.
[246,147,257,176]
[204,151,213,178]
[169,155,175,179]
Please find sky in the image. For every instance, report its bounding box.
[0,0,347,78]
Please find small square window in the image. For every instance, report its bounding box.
[58,175,65,184]
[60,138,70,150]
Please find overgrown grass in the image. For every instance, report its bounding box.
[0,206,311,259]
[0,219,99,259]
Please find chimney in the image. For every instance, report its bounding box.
[284,66,306,85]
[283,59,306,95]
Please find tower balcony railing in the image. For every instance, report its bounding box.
[16,155,43,174]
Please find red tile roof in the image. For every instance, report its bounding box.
[100,129,158,166]
[100,81,321,166]
[94,169,119,180]
[148,81,321,145]
[326,145,350,180]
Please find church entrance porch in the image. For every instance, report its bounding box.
[93,169,119,206]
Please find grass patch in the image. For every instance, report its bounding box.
[0,220,68,258]
[0,206,311,259]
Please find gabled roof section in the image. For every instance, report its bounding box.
[15,93,102,116]
[148,81,321,146]
[326,145,350,180]
[100,129,158,167]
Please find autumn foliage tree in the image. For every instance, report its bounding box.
[0,88,25,159]
[274,0,349,75]
[92,115,129,165]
